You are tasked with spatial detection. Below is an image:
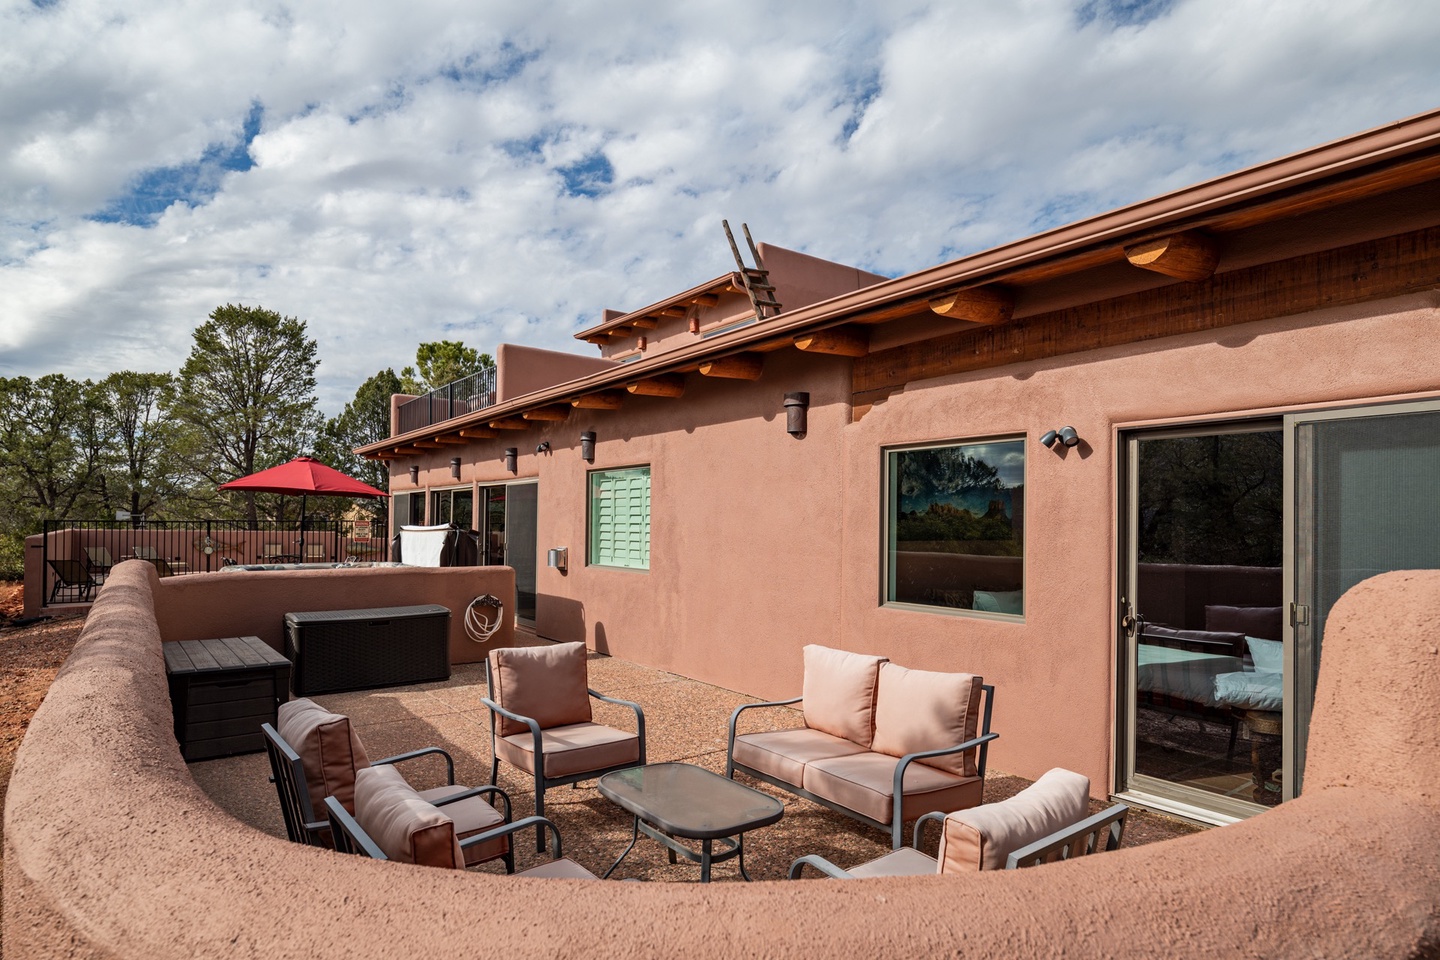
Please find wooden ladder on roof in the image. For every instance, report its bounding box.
[723,220,783,322]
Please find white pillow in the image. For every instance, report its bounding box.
[973,589,1023,615]
[1247,636,1284,673]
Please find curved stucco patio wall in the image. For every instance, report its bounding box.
[5,564,1439,958]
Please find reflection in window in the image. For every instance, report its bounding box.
[885,440,1025,615]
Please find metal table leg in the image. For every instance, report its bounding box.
[603,817,641,879]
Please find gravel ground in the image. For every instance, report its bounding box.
[0,591,1200,896]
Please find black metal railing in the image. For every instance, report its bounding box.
[396,367,497,435]
[39,518,391,607]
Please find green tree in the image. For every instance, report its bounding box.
[400,340,494,392]
[94,371,184,518]
[315,368,402,525]
[168,304,322,524]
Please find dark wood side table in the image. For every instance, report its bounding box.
[1243,709,1283,803]
[164,636,291,761]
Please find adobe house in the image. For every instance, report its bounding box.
[359,108,1440,826]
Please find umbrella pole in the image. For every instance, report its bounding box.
[299,495,307,561]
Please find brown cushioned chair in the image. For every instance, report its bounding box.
[263,698,516,871]
[323,767,598,879]
[788,768,1127,878]
[482,642,646,851]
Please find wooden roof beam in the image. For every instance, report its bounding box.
[929,286,1015,325]
[458,427,498,439]
[1124,230,1221,281]
[699,353,763,380]
[433,435,469,444]
[391,446,423,455]
[692,293,720,307]
[522,405,571,422]
[572,391,627,409]
[412,440,444,449]
[488,419,530,430]
[794,326,869,358]
[627,375,686,398]
[629,316,660,329]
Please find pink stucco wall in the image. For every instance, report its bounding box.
[149,562,517,665]
[390,290,1440,797]
[5,562,1437,957]
[494,343,616,403]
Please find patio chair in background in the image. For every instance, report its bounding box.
[46,558,99,604]
[323,770,598,878]
[132,545,158,560]
[304,543,329,561]
[483,642,646,851]
[788,768,1127,879]
[262,699,516,870]
[84,547,114,581]
[261,543,286,562]
[145,557,176,578]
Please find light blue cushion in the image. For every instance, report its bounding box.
[1247,636,1284,673]
[973,589,1023,615]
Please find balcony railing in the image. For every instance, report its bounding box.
[397,368,497,435]
[39,518,391,607]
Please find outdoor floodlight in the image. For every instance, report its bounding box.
[1039,426,1081,449]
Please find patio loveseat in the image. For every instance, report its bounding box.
[726,644,996,848]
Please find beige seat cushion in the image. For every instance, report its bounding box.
[732,728,867,786]
[517,858,599,879]
[353,766,464,869]
[488,642,593,737]
[277,698,370,816]
[869,663,983,777]
[418,785,508,867]
[937,768,1091,873]
[801,645,888,748]
[847,846,939,878]
[803,752,982,824]
[496,722,640,779]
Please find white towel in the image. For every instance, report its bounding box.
[400,524,449,568]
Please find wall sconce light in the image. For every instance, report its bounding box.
[637,336,648,351]
[580,430,596,463]
[504,448,517,473]
[409,465,420,484]
[784,392,810,438]
[450,457,461,480]
[1039,426,1081,449]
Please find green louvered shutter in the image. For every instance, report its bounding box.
[589,467,650,569]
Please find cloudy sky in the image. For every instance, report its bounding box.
[3,0,1437,415]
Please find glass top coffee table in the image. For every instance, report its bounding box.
[597,762,784,882]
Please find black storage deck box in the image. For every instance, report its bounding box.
[284,604,451,695]
[164,636,291,761]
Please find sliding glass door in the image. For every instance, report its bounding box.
[1120,398,1440,822]
[480,482,538,624]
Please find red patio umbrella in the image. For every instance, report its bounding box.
[218,456,389,559]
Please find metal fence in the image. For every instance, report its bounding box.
[39,518,391,607]
[396,367,498,435]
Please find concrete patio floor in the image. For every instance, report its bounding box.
[191,648,1202,882]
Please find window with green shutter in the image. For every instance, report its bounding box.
[588,466,651,569]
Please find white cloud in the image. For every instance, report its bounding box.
[1,0,1437,414]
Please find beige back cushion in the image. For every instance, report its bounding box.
[869,663,982,776]
[801,645,888,748]
[276,698,371,816]
[936,768,1091,872]
[353,766,465,869]
[488,641,592,737]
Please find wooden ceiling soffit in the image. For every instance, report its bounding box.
[1124,230,1220,282]
[522,405,571,421]
[627,374,686,398]
[794,326,869,357]
[852,224,1440,420]
[488,418,530,430]
[434,435,469,444]
[458,427,499,439]
[928,286,1015,325]
[572,391,627,409]
[698,353,763,380]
